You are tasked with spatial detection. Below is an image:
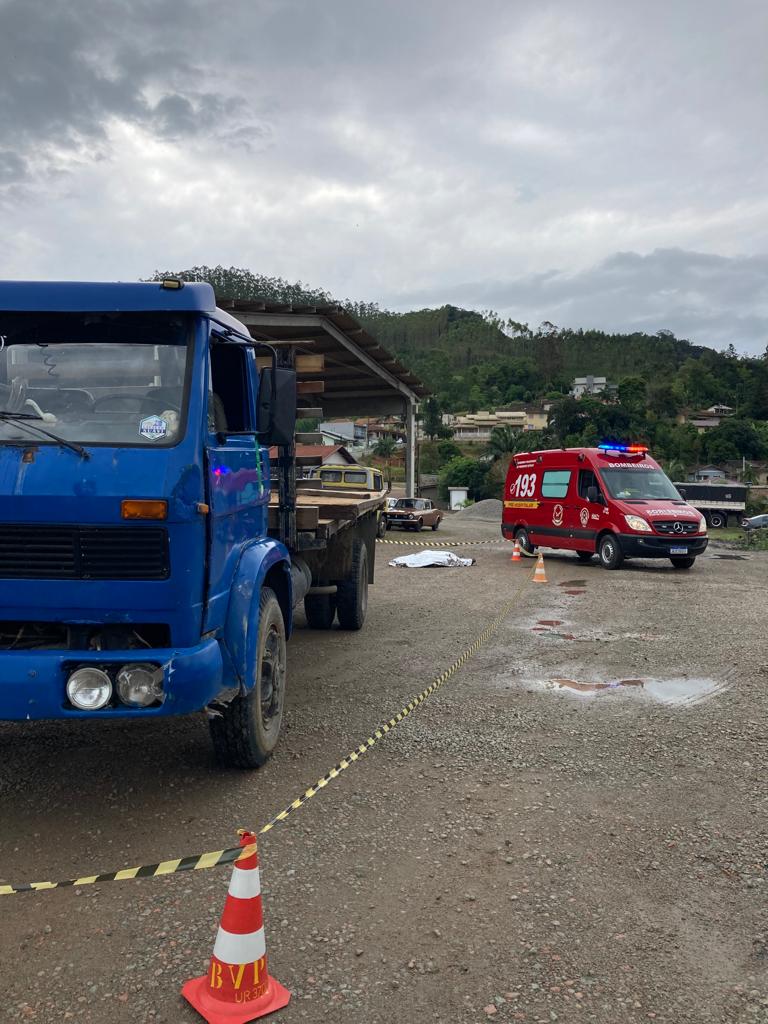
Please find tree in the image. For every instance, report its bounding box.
[438,456,494,501]
[420,397,450,439]
[373,437,397,487]
[617,376,648,414]
[703,418,766,463]
[486,425,526,461]
[437,439,461,464]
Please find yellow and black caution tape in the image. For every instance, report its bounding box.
[0,571,533,896]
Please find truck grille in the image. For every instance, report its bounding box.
[653,520,699,535]
[0,525,170,580]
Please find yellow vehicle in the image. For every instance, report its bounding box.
[308,465,388,536]
[308,465,385,491]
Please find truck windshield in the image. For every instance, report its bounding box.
[0,313,189,447]
[600,468,682,501]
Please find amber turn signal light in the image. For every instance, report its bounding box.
[121,500,168,520]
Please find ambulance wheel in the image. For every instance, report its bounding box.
[670,556,696,569]
[210,588,286,769]
[304,593,336,629]
[336,540,368,630]
[598,534,624,570]
[576,550,594,562]
[516,527,535,554]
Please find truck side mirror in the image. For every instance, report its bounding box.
[586,485,599,503]
[677,486,687,498]
[257,367,297,446]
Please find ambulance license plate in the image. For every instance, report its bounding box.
[670,546,688,555]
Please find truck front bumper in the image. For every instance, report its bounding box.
[0,640,224,721]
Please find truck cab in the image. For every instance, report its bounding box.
[0,280,298,767]
[502,444,709,569]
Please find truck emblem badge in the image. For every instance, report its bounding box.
[552,504,564,527]
[579,507,589,527]
[139,415,168,440]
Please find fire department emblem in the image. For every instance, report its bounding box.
[552,504,564,527]
[579,507,589,528]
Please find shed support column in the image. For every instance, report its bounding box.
[405,399,417,497]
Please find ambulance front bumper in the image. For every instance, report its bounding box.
[617,534,709,558]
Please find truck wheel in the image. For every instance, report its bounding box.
[336,540,368,631]
[304,593,336,629]
[576,550,594,562]
[708,512,726,528]
[670,556,696,569]
[376,515,387,538]
[598,534,624,570]
[516,527,535,554]
[210,588,286,769]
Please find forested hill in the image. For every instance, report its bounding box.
[150,265,768,418]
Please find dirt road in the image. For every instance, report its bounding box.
[1,520,766,1023]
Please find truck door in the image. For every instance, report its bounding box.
[203,342,269,632]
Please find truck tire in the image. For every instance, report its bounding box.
[708,512,726,528]
[598,533,624,570]
[210,588,286,769]
[304,593,336,629]
[336,540,368,631]
[670,556,696,569]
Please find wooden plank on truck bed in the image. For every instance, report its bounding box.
[268,504,319,531]
[297,380,325,395]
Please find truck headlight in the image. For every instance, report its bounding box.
[116,663,164,707]
[699,517,707,534]
[624,514,652,533]
[66,667,112,710]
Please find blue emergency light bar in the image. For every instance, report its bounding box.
[598,442,649,454]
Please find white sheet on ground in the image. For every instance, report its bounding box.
[388,550,476,568]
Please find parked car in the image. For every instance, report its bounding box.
[742,513,768,531]
[385,497,442,532]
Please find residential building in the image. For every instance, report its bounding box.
[688,404,735,433]
[269,444,358,471]
[318,420,368,444]
[570,375,613,398]
[449,406,551,441]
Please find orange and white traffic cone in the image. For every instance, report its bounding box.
[182,831,290,1024]
[510,540,521,563]
[532,552,547,583]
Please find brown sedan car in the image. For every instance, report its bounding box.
[385,498,442,532]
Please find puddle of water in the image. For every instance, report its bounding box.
[564,589,586,596]
[537,619,563,626]
[524,676,727,707]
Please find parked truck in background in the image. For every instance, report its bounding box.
[673,481,748,528]
[0,279,385,768]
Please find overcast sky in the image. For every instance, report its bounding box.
[1,0,767,353]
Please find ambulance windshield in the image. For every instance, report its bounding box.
[600,468,682,502]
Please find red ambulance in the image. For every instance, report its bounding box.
[501,444,708,569]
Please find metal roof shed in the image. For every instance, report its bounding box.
[218,297,428,496]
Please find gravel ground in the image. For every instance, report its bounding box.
[453,499,504,521]
[0,520,766,1023]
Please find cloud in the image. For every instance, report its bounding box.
[0,0,767,355]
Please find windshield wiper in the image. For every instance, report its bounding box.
[0,411,90,460]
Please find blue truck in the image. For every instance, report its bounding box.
[0,279,385,767]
